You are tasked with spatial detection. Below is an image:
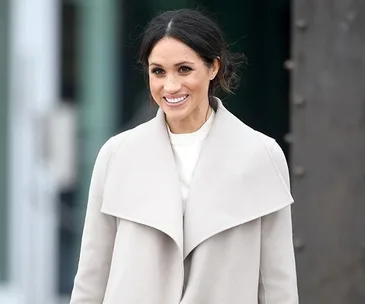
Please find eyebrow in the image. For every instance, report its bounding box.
[149,61,195,67]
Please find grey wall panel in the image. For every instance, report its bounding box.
[290,1,365,303]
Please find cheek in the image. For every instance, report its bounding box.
[149,77,161,95]
[148,77,165,105]
[187,73,210,93]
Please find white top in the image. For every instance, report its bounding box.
[168,111,215,212]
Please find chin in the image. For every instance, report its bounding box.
[164,109,189,122]
[162,104,190,120]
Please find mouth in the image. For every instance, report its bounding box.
[164,94,189,106]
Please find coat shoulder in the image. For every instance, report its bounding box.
[222,108,290,189]
[254,130,290,190]
[220,106,276,146]
[100,118,156,159]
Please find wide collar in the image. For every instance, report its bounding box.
[101,98,293,260]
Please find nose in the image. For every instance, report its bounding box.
[164,75,181,93]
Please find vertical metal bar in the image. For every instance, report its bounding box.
[0,0,9,283]
[74,0,119,272]
[8,0,60,301]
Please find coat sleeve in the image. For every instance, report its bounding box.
[258,141,299,304]
[70,137,117,304]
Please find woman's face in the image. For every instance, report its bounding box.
[148,37,219,133]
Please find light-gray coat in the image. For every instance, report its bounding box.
[70,100,298,304]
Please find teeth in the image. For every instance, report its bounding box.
[165,95,188,103]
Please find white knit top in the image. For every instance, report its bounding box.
[168,111,215,212]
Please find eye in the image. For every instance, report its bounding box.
[179,66,193,73]
[151,67,165,75]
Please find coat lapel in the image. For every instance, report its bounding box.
[101,98,293,261]
[101,109,184,258]
[183,101,294,258]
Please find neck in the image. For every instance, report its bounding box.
[167,105,212,134]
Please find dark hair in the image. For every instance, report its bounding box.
[139,8,245,110]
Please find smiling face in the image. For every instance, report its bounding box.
[148,37,219,133]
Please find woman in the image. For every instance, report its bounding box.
[70,8,298,304]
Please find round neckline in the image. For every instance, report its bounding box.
[168,110,215,145]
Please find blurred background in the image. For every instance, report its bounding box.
[0,0,364,303]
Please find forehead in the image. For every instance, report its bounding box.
[148,37,201,65]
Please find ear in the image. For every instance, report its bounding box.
[209,57,221,80]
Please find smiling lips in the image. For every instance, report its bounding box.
[164,94,189,104]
